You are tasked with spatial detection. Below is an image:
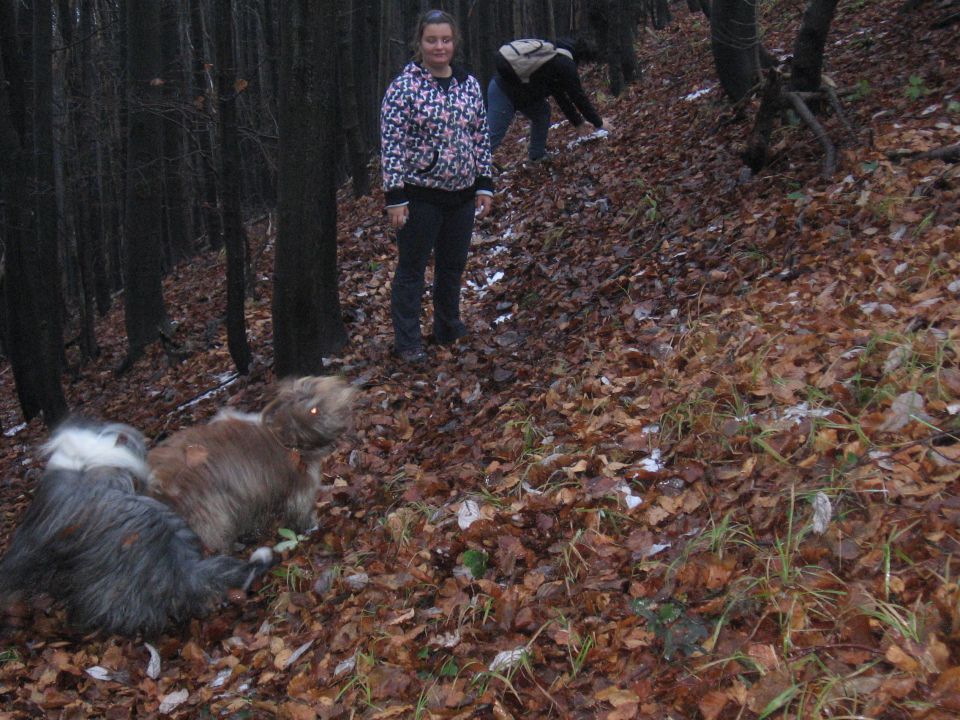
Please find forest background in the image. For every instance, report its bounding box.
[1,0,960,718]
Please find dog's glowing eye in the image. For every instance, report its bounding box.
[309,407,318,415]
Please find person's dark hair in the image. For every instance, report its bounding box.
[411,9,461,62]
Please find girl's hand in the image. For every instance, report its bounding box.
[387,205,409,229]
[475,194,492,220]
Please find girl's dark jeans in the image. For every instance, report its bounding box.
[391,196,474,353]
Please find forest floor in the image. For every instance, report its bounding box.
[2,0,960,717]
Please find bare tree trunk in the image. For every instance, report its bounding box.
[122,0,168,368]
[710,0,762,102]
[478,0,497,92]
[274,0,348,376]
[513,0,525,36]
[215,0,252,374]
[618,0,640,85]
[34,0,66,378]
[790,0,839,93]
[378,0,391,99]
[355,0,380,147]
[0,0,67,424]
[67,0,99,361]
[160,0,192,266]
[545,0,558,39]
[338,0,370,198]
[189,0,222,250]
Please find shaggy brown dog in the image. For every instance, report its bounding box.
[147,376,354,553]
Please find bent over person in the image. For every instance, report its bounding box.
[488,38,605,161]
[380,9,494,365]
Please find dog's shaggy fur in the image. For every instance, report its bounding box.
[0,421,274,637]
[147,376,354,553]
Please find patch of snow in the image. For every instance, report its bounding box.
[3,422,27,438]
[640,449,663,473]
[566,128,609,149]
[683,86,714,101]
[175,374,240,412]
[646,543,671,557]
[782,403,835,425]
[209,669,233,688]
[466,269,505,298]
[617,484,644,509]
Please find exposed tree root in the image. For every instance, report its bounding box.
[740,75,849,179]
[785,90,837,177]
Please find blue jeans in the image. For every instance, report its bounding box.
[391,197,474,352]
[487,76,551,160]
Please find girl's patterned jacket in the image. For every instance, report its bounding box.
[380,62,494,207]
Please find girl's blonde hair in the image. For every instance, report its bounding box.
[411,9,461,62]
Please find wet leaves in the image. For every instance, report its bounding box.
[1,0,960,717]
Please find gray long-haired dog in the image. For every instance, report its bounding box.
[0,421,274,637]
[147,376,354,553]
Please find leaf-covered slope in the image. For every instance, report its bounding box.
[1,0,960,717]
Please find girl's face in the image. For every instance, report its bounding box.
[419,22,454,70]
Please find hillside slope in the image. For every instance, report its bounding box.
[1,0,959,717]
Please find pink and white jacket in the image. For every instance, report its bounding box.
[380,62,493,207]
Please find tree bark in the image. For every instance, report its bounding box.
[34,0,66,379]
[790,0,840,93]
[69,0,99,360]
[160,0,193,266]
[710,0,762,102]
[274,0,348,377]
[122,0,168,367]
[338,0,371,198]
[189,0,222,250]
[545,0,558,40]
[215,0,252,374]
[0,0,67,424]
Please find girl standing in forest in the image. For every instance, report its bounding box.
[380,9,494,365]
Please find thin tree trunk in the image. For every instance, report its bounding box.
[34,0,66,378]
[215,0,252,374]
[545,0,558,39]
[274,0,348,377]
[189,0,222,249]
[67,0,98,360]
[122,0,168,368]
[338,0,370,198]
[160,0,192,266]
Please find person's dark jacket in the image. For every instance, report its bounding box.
[495,50,603,129]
